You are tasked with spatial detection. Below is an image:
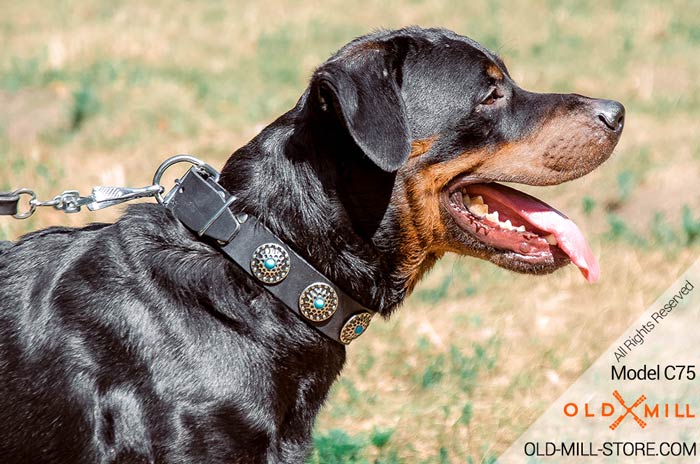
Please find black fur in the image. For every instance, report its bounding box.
[0,27,623,462]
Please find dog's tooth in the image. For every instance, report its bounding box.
[484,211,498,223]
[516,225,526,232]
[469,203,488,216]
[472,195,484,205]
[474,205,488,216]
[462,193,470,205]
[545,234,558,245]
[503,219,513,230]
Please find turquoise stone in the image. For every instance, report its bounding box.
[264,258,277,270]
[354,325,364,335]
[313,297,326,309]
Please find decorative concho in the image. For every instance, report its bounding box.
[250,243,290,284]
[339,312,373,345]
[299,283,338,322]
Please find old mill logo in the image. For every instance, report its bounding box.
[564,390,695,430]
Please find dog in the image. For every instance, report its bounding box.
[0,27,623,463]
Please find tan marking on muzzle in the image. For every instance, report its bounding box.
[389,108,620,292]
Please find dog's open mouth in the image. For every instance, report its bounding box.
[445,181,599,282]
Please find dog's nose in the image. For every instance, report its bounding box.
[595,100,625,132]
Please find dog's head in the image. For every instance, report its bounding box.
[305,27,623,292]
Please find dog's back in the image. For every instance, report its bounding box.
[0,205,341,463]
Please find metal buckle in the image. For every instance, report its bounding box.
[198,196,239,240]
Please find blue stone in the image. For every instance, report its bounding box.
[313,298,326,309]
[264,258,277,270]
[354,325,364,335]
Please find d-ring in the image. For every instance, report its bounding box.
[152,155,220,204]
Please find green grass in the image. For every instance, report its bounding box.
[310,426,497,464]
[682,206,700,244]
[309,427,404,464]
[70,78,100,131]
[605,205,700,248]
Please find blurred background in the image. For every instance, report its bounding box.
[1,1,699,462]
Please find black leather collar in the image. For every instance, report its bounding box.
[164,166,375,345]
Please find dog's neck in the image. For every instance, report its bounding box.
[218,107,416,315]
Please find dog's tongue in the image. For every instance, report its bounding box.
[482,184,600,283]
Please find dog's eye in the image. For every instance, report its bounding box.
[480,88,504,106]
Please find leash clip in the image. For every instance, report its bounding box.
[1,154,214,219]
[87,185,164,211]
[8,186,166,218]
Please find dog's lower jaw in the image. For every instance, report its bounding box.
[487,249,568,276]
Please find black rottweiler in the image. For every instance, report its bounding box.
[0,27,623,462]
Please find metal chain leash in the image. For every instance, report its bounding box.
[0,155,220,220]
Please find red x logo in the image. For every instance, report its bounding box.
[609,390,647,430]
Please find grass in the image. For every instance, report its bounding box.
[1,1,699,462]
[310,428,400,464]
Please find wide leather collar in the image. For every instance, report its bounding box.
[165,167,375,345]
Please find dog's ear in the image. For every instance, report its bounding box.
[311,45,410,172]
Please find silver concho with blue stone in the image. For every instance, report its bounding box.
[299,283,338,322]
[250,243,290,284]
[340,312,373,345]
